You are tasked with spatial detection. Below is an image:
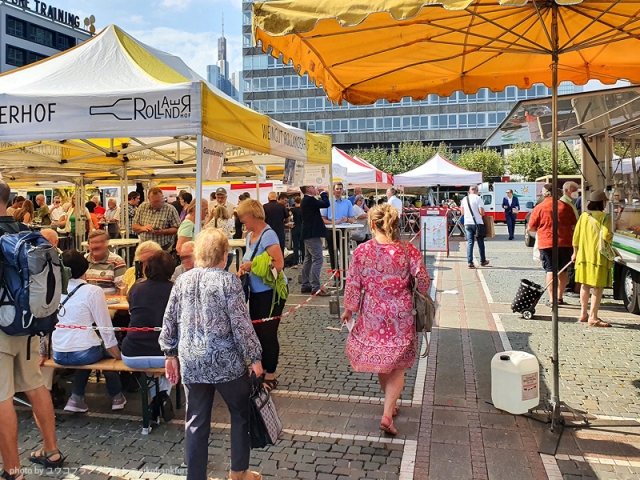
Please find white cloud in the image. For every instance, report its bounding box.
[129,26,243,80]
[160,0,192,11]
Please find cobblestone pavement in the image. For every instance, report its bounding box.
[16,228,640,479]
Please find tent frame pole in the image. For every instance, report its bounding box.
[329,163,339,293]
[195,135,203,236]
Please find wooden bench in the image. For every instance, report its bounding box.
[42,358,182,434]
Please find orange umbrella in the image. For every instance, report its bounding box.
[254,0,640,435]
[254,0,640,104]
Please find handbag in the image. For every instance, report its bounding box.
[249,373,282,449]
[240,227,270,301]
[403,243,435,358]
[587,213,616,262]
[466,196,486,238]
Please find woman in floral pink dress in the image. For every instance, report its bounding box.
[341,204,430,436]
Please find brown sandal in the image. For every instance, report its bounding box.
[588,319,611,327]
[578,316,588,323]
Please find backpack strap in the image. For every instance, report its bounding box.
[48,283,86,359]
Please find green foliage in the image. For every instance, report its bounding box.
[349,141,453,175]
[454,148,506,178]
[506,143,579,181]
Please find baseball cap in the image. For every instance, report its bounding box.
[215,187,227,196]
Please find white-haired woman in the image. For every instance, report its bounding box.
[160,228,264,480]
[341,204,430,436]
[122,240,163,292]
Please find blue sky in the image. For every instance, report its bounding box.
[51,0,244,78]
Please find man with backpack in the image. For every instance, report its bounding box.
[0,180,64,480]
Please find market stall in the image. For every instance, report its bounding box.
[0,24,331,244]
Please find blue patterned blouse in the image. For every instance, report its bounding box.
[159,267,262,384]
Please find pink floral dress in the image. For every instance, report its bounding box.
[344,240,431,374]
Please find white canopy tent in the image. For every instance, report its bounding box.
[394,153,482,187]
[331,147,393,188]
[0,25,331,244]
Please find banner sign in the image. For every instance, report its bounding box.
[202,136,224,181]
[302,163,330,186]
[0,86,200,141]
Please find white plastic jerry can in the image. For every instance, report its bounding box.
[491,351,540,414]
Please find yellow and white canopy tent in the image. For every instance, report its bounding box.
[0,24,331,240]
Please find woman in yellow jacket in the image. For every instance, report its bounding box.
[571,190,613,327]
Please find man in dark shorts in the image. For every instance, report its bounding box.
[527,183,578,306]
[0,180,64,479]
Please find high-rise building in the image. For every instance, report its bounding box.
[242,0,553,150]
[0,1,92,73]
[207,14,240,101]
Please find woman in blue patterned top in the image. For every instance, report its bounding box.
[159,228,264,480]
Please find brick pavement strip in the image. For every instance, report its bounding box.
[413,239,549,480]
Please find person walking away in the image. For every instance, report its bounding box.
[0,181,64,479]
[502,189,519,240]
[160,228,264,480]
[290,197,303,268]
[237,200,287,390]
[263,192,289,255]
[52,250,126,413]
[527,183,577,306]
[572,190,613,327]
[300,185,331,296]
[461,186,489,268]
[34,194,51,226]
[132,187,180,251]
[322,182,355,274]
[341,204,430,436]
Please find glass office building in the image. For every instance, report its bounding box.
[0,1,92,73]
[242,0,552,150]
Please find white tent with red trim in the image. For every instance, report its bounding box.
[331,147,393,188]
[393,153,482,187]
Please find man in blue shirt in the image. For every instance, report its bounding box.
[322,182,355,273]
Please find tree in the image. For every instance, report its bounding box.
[349,141,454,175]
[454,148,506,178]
[507,143,579,181]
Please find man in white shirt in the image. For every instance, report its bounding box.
[51,250,126,413]
[461,185,489,269]
[386,188,403,216]
[49,195,65,224]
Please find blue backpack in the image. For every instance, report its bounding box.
[0,230,62,338]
